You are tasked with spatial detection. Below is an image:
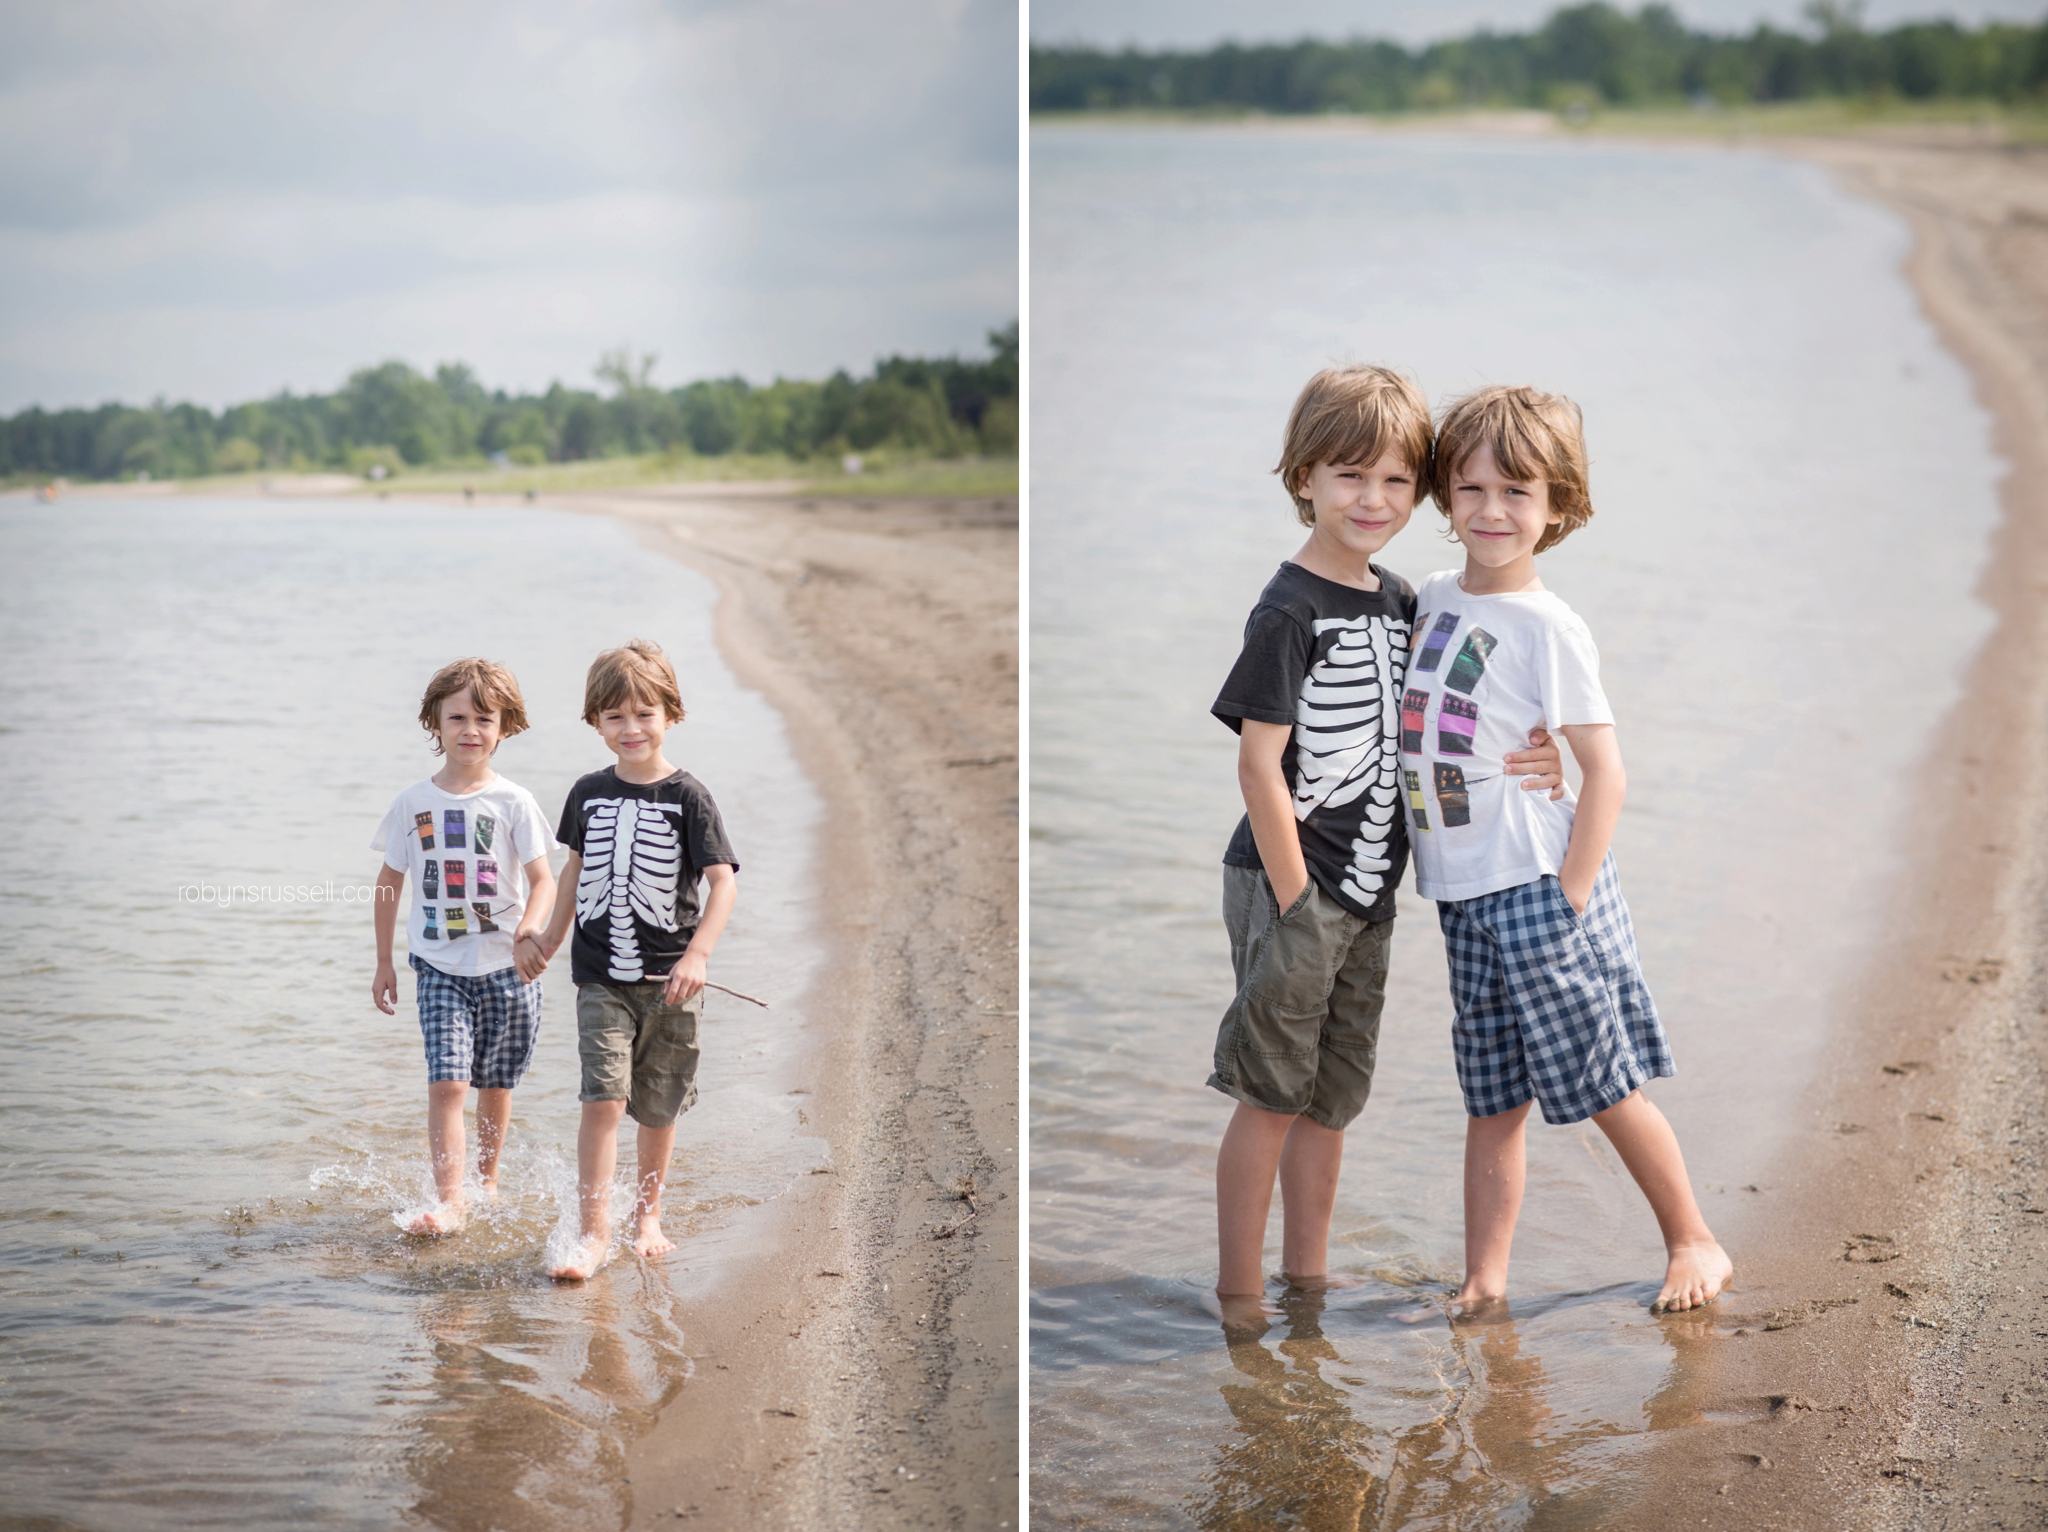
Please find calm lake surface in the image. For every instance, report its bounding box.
[1030,124,2002,1527]
[0,498,823,1530]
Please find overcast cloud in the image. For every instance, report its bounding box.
[1030,1,2045,50]
[0,0,1018,412]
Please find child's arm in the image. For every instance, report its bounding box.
[513,855,556,981]
[664,863,737,1004]
[1237,721,1309,910]
[1558,723,1625,913]
[372,864,405,1014]
[535,851,581,961]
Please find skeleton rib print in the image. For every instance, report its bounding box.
[1297,615,1410,906]
[574,798,685,981]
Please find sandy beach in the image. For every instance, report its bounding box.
[1627,134,2048,1526]
[379,483,1020,1527]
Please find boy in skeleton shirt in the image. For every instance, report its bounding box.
[534,639,739,1280]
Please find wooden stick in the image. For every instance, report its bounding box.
[706,980,769,1007]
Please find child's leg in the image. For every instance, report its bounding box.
[547,1098,626,1280]
[405,1080,472,1235]
[474,1088,512,1193]
[1217,1102,1297,1295]
[1457,1100,1532,1306]
[631,1122,678,1258]
[1276,1116,1344,1279]
[1590,1089,1731,1313]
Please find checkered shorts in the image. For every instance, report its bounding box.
[1437,856,1673,1125]
[409,954,542,1089]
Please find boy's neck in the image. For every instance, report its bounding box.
[432,762,498,793]
[612,752,678,786]
[1458,556,1545,596]
[1289,532,1381,592]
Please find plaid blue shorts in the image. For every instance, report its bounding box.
[409,954,542,1090]
[1437,856,1673,1125]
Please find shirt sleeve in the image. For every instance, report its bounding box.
[683,784,739,874]
[509,789,559,868]
[1535,617,1614,730]
[1211,604,1312,735]
[555,782,586,855]
[371,794,409,872]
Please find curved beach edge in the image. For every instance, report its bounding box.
[1635,134,2048,1526]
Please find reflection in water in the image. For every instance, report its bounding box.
[1199,1288,1388,1530]
[406,1268,691,1532]
[1193,1289,1647,1530]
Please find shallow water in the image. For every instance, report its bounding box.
[0,498,823,1530]
[1029,125,2002,1527]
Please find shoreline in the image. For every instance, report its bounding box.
[1631,137,2048,1523]
[554,487,1021,1527]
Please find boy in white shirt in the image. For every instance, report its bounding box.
[371,658,558,1235]
[1406,385,1730,1316]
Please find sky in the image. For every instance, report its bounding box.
[0,0,1019,413]
[1029,1,2046,49]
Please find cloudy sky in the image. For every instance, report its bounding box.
[0,0,1018,412]
[1031,1,2044,49]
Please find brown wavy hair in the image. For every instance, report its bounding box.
[1430,385,1594,554]
[1274,365,1435,528]
[583,638,686,725]
[418,658,531,754]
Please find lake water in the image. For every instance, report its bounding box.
[0,497,824,1530]
[1029,124,2002,1527]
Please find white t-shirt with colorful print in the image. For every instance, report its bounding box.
[1402,571,1614,903]
[372,776,558,977]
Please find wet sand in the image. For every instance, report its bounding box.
[1633,136,2048,1526]
[385,484,1019,1526]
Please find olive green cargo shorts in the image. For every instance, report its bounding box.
[576,983,703,1128]
[1207,865,1391,1131]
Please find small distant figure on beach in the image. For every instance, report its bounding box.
[370,659,559,1235]
[530,639,739,1281]
[1206,367,1564,1314]
[463,483,474,504]
[1412,386,1729,1317]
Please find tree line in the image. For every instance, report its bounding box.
[1031,4,2048,115]
[2,323,1018,482]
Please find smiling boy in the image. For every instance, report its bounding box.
[534,639,738,1281]
[1207,366,1562,1305]
[371,659,558,1235]
[1409,385,1730,1315]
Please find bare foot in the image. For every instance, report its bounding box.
[1449,1281,1510,1325]
[403,1201,465,1236]
[477,1179,500,1203]
[547,1231,612,1281]
[632,1211,675,1261]
[1651,1240,1733,1315]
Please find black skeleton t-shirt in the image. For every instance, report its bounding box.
[1212,561,1416,923]
[556,767,739,987]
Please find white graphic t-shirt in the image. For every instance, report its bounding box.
[1403,571,1613,903]
[371,776,558,977]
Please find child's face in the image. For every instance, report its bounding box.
[1446,442,1561,568]
[436,687,503,766]
[597,695,672,768]
[1299,450,1417,557]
